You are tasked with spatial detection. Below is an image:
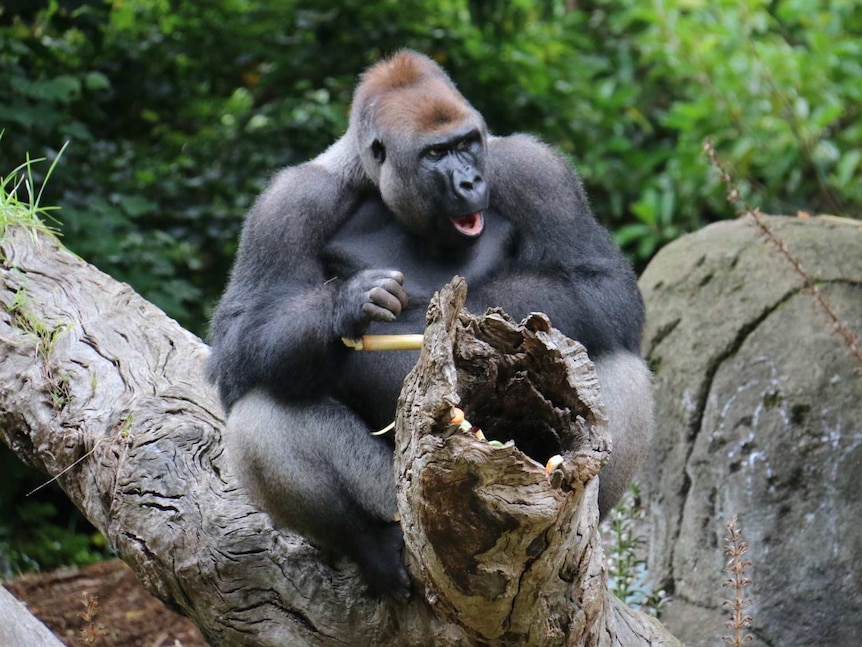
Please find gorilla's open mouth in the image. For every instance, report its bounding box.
[450,211,485,237]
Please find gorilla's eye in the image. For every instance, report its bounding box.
[455,138,471,151]
[371,139,386,164]
[425,146,447,161]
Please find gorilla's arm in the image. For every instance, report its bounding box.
[480,135,644,357]
[207,164,406,409]
[474,263,644,357]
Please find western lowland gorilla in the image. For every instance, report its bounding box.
[208,50,654,601]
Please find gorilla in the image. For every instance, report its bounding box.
[208,50,653,602]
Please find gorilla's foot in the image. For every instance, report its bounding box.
[354,521,411,603]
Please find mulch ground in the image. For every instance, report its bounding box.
[4,559,208,647]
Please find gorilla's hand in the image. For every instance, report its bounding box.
[342,269,408,326]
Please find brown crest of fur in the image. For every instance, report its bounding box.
[354,50,476,137]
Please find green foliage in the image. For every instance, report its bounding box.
[602,483,667,616]
[0,448,110,578]
[633,0,862,223]
[0,140,66,244]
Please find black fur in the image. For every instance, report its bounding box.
[208,51,652,602]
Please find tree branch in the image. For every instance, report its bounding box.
[0,226,680,646]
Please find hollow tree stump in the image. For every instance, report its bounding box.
[396,277,676,645]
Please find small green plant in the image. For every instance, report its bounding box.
[118,413,134,444]
[6,286,72,410]
[602,483,667,616]
[8,287,66,360]
[0,138,68,245]
[2,144,74,410]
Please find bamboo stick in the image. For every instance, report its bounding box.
[341,334,424,351]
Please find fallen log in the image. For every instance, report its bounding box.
[0,225,679,646]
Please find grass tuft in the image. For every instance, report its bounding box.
[0,139,69,246]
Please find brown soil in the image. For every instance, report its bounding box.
[4,559,208,647]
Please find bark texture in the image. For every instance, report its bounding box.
[0,225,679,646]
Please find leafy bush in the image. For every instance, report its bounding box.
[0,459,111,578]
[2,0,861,333]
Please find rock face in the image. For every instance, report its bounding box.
[637,215,862,647]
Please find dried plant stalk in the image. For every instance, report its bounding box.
[721,515,754,646]
[703,138,862,372]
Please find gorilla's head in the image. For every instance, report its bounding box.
[350,50,490,248]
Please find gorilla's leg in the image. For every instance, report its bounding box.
[224,390,410,600]
[593,352,655,518]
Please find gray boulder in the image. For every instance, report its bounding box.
[637,215,862,647]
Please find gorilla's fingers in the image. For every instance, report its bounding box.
[368,287,401,317]
[361,301,397,322]
[384,270,404,285]
[367,286,403,318]
[382,277,409,309]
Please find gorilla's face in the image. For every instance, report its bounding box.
[378,124,490,248]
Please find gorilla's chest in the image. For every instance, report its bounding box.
[323,198,515,428]
[323,198,514,319]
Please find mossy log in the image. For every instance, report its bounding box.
[0,225,679,646]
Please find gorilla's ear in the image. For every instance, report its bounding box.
[371,139,386,164]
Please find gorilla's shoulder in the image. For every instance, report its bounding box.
[488,132,555,153]
[487,134,580,186]
[245,161,359,241]
[261,163,346,213]
[487,134,590,227]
